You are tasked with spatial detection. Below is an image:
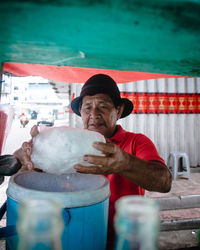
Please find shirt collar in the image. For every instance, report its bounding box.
[109,125,126,143]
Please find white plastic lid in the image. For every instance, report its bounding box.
[7,171,110,208]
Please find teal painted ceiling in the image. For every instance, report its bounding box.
[0,0,200,76]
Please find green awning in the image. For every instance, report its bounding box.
[0,0,200,77]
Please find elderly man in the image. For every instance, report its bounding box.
[14,73,172,249]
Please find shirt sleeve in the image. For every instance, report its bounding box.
[134,134,165,164]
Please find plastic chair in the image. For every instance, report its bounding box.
[167,152,190,180]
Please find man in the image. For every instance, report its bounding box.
[14,73,172,249]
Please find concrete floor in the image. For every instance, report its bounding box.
[147,167,200,250]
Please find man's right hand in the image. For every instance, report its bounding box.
[13,125,39,170]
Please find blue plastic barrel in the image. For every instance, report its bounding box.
[6,171,110,250]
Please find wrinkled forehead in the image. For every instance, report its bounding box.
[82,94,114,105]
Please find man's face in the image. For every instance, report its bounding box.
[80,94,124,138]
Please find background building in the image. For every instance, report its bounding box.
[0,74,69,121]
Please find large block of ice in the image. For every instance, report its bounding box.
[31,126,105,174]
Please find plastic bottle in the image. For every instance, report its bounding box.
[114,196,160,250]
[17,198,64,250]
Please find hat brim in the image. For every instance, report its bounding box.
[71,97,133,119]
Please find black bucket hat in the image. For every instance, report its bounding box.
[71,74,133,118]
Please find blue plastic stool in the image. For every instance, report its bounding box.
[167,152,190,180]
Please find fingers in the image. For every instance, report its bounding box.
[14,149,34,170]
[12,126,38,171]
[13,142,34,170]
[23,156,34,171]
[83,154,109,167]
[22,142,32,155]
[74,164,106,175]
[74,153,114,174]
[30,125,39,138]
[92,141,116,155]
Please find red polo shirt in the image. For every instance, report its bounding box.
[106,125,165,249]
